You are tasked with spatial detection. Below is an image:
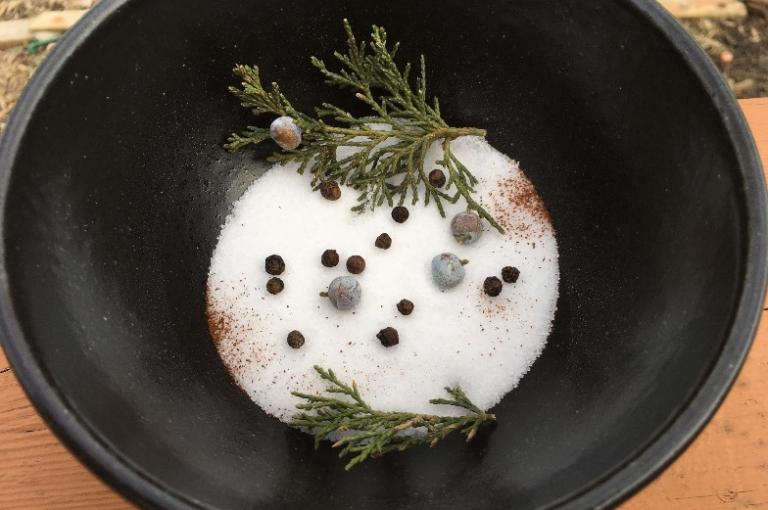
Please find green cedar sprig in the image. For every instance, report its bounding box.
[226,20,503,233]
[290,366,496,470]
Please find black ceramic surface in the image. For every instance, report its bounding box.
[0,0,765,509]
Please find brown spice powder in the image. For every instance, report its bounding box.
[484,169,552,236]
[205,285,236,345]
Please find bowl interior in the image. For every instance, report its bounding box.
[1,1,753,508]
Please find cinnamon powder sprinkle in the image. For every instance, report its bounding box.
[206,286,236,345]
[486,171,552,236]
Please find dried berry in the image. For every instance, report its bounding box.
[397,299,414,315]
[327,276,362,310]
[270,116,302,151]
[451,211,483,245]
[502,266,520,283]
[391,206,410,223]
[287,330,305,349]
[431,253,467,289]
[266,277,284,295]
[375,233,392,249]
[428,169,446,188]
[265,255,285,275]
[483,276,503,297]
[346,255,366,274]
[319,180,342,201]
[377,327,399,347]
[321,249,340,267]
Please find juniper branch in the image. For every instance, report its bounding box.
[290,366,496,470]
[226,20,502,233]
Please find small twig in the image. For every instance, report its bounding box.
[25,35,62,55]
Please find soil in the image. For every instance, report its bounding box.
[683,6,768,98]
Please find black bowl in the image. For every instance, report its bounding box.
[0,1,765,509]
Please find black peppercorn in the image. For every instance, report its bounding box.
[346,255,366,274]
[397,299,414,315]
[428,169,446,188]
[483,276,503,297]
[265,255,285,275]
[287,330,305,349]
[321,249,340,267]
[377,327,399,347]
[502,266,520,283]
[266,277,284,295]
[375,233,392,249]
[319,181,341,201]
[391,206,409,223]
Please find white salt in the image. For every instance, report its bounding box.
[207,136,559,422]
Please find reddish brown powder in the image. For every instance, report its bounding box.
[205,286,236,345]
[483,170,552,236]
[206,282,271,394]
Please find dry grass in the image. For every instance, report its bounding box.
[683,7,768,98]
[0,0,95,129]
[0,48,42,127]
[0,0,92,21]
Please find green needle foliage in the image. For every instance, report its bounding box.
[290,366,496,470]
[226,19,503,233]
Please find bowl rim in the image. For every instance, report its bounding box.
[0,0,765,508]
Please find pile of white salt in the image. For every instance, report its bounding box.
[206,136,559,421]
